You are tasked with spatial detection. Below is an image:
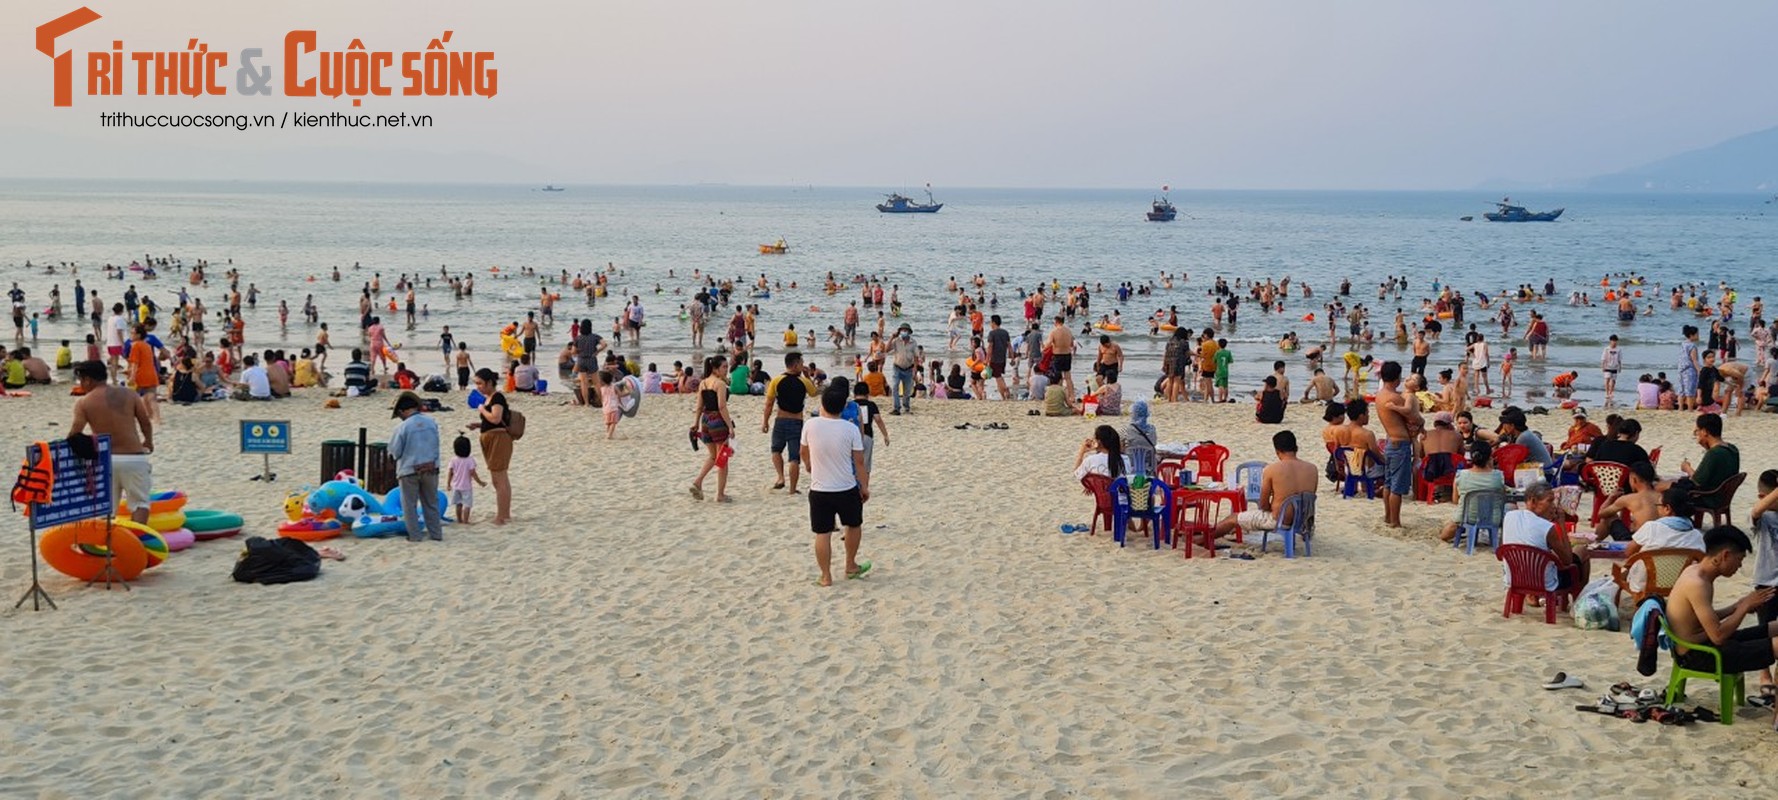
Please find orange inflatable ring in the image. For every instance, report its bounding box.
[277,518,343,542]
[5,390,32,398]
[119,489,187,517]
[40,519,150,581]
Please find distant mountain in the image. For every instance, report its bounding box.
[1583,126,1778,192]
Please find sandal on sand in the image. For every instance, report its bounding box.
[1749,685,1777,708]
[771,481,786,490]
[689,485,705,501]
[1542,672,1586,691]
[317,546,347,562]
[1690,706,1720,723]
[1575,699,1621,716]
[847,560,873,580]
[1060,524,1085,534]
[715,495,733,503]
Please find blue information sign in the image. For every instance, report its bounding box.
[240,420,292,454]
[29,435,113,528]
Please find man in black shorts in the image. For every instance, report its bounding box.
[762,352,816,493]
[986,314,1011,400]
[1666,525,1778,718]
[801,380,871,586]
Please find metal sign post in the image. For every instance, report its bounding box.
[240,420,291,482]
[17,435,114,609]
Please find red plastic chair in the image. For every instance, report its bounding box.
[1493,444,1530,487]
[1182,443,1230,484]
[1579,461,1630,525]
[1496,544,1578,624]
[1156,458,1186,488]
[1081,475,1114,536]
[1648,446,1662,467]
[1172,489,1246,557]
[1414,452,1465,503]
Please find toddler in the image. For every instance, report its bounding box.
[447,435,485,523]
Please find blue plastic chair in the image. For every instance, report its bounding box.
[1234,460,1266,504]
[1111,475,1173,549]
[1335,447,1378,499]
[1454,489,1507,555]
[1260,492,1316,558]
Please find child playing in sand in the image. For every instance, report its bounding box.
[447,434,485,523]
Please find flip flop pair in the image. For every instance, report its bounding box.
[1060,523,1088,534]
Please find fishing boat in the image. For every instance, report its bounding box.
[758,238,789,254]
[1146,187,1177,222]
[540,185,565,192]
[877,185,943,213]
[1483,197,1562,222]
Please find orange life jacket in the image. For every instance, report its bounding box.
[12,441,53,509]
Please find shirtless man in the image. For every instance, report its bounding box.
[1207,430,1319,553]
[1044,315,1076,400]
[1302,368,1338,403]
[1410,329,1431,377]
[1718,360,1750,416]
[1374,361,1419,528]
[1593,460,1661,541]
[1342,398,1386,485]
[68,360,154,525]
[1665,526,1778,727]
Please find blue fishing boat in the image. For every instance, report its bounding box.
[1483,198,1562,222]
[878,185,943,213]
[1145,185,1177,221]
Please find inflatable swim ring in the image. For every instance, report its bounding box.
[131,490,189,515]
[351,517,407,538]
[145,510,187,534]
[135,530,169,567]
[1095,324,1123,332]
[1437,311,1453,320]
[278,518,343,542]
[162,528,195,552]
[183,509,244,540]
[1158,324,1177,332]
[40,519,150,580]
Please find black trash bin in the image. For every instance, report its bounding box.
[320,439,357,484]
[364,442,397,495]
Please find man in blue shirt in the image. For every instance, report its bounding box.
[387,391,443,542]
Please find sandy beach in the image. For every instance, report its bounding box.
[3,378,1776,797]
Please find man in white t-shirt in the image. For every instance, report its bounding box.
[105,303,129,378]
[240,354,272,400]
[1500,482,1584,590]
[1623,487,1707,594]
[800,379,871,587]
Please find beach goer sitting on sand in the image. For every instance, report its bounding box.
[238,354,272,400]
[1438,442,1506,542]
[1043,377,1071,417]
[1206,430,1317,552]
[1302,368,1338,403]
[1085,370,1122,416]
[1665,525,1778,725]
[344,349,374,396]
[1255,376,1285,424]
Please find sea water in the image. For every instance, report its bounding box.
[1,180,1774,405]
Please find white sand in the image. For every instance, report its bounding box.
[2,384,1776,797]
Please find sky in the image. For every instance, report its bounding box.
[2,0,1775,189]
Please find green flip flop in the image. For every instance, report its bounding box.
[847,560,873,579]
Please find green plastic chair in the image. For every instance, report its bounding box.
[1657,614,1744,725]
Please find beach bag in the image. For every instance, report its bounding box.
[1573,578,1620,631]
[232,536,321,585]
[506,408,527,440]
[422,375,449,393]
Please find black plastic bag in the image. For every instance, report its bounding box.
[232,536,321,584]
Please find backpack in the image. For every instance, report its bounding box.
[232,536,321,584]
[506,408,527,440]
